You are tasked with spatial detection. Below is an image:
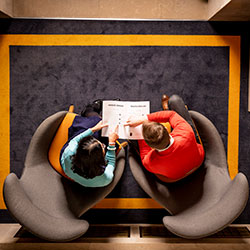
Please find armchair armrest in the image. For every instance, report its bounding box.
[3,173,89,242]
[25,111,67,168]
[163,172,249,239]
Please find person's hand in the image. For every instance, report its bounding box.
[91,120,108,133]
[124,116,147,127]
[108,125,119,143]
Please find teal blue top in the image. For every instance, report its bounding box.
[60,128,116,187]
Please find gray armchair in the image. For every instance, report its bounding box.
[3,111,126,242]
[129,110,249,239]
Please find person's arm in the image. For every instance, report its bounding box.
[91,125,119,186]
[64,128,93,152]
[99,144,116,185]
[124,116,148,127]
[90,120,108,132]
[63,120,108,155]
[148,111,191,131]
[101,125,119,184]
[138,140,152,162]
[147,110,174,123]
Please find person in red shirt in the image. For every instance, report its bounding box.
[125,94,205,183]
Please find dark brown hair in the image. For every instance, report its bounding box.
[71,136,107,179]
[142,121,170,149]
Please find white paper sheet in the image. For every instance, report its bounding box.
[101,100,150,139]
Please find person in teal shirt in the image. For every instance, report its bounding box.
[60,100,119,187]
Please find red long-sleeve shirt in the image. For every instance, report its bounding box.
[138,111,205,180]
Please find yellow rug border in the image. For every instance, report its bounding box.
[0,34,241,209]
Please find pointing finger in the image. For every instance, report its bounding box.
[115,125,119,133]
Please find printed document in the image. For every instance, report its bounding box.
[101,100,150,139]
